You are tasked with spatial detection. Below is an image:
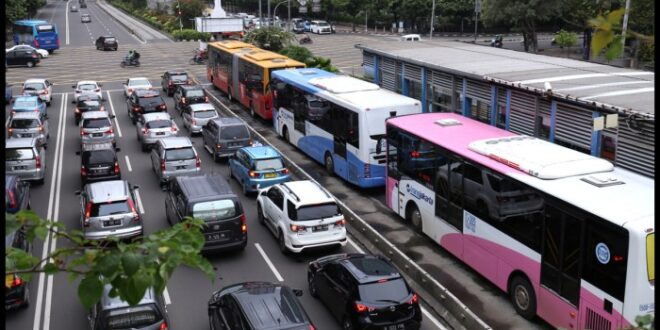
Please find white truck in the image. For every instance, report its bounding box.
[195,0,244,50]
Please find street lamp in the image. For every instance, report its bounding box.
[272,0,288,28]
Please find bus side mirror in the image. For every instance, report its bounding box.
[376,137,384,154]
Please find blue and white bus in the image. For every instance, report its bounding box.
[12,20,60,53]
[271,68,421,188]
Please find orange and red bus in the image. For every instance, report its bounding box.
[206,40,305,120]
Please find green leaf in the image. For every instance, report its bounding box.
[43,263,59,275]
[34,226,49,240]
[78,275,103,309]
[121,253,141,276]
[605,36,624,61]
[122,274,148,306]
[96,254,120,278]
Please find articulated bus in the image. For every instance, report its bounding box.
[271,68,421,188]
[385,112,654,330]
[206,40,305,120]
[12,20,60,53]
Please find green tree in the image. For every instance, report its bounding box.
[482,0,561,52]
[437,0,475,34]
[6,0,28,27]
[400,0,432,33]
[279,45,340,72]
[554,29,578,56]
[244,26,295,52]
[179,0,206,29]
[6,210,214,308]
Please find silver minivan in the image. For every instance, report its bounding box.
[150,137,200,186]
[6,137,47,184]
[76,180,143,241]
[80,111,116,148]
[7,112,49,147]
[136,112,179,151]
[181,103,218,134]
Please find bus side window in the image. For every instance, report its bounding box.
[386,126,401,179]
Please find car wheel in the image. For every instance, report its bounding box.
[26,61,34,68]
[278,230,289,254]
[165,202,172,225]
[39,54,43,59]
[36,178,44,185]
[141,143,148,152]
[96,45,101,50]
[242,180,249,196]
[510,276,536,320]
[324,152,334,176]
[20,286,30,309]
[342,316,355,330]
[407,204,423,234]
[308,272,318,298]
[257,203,265,225]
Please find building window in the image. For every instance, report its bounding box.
[430,86,454,113]
[600,134,617,161]
[408,80,422,100]
[496,104,507,128]
[555,139,591,155]
[470,99,490,123]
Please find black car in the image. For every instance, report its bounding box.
[89,284,169,330]
[6,49,40,68]
[208,282,315,330]
[5,226,30,311]
[161,70,190,96]
[95,36,118,51]
[76,142,121,185]
[126,89,167,124]
[6,175,30,214]
[80,1,87,8]
[173,84,207,114]
[308,253,422,330]
[74,94,104,124]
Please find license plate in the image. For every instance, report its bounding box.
[264,173,276,179]
[312,225,328,232]
[206,232,227,241]
[13,166,27,170]
[103,219,121,226]
[5,275,13,288]
[45,40,51,44]
[176,165,186,170]
[156,132,165,136]
[384,324,405,330]
[92,133,103,137]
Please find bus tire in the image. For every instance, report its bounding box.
[324,152,334,176]
[249,103,256,117]
[509,275,536,320]
[282,126,290,144]
[407,203,423,233]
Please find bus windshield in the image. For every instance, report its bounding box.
[36,25,55,33]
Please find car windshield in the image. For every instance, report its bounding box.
[171,74,187,81]
[139,96,163,106]
[13,100,37,108]
[6,148,35,161]
[192,200,237,221]
[193,109,216,118]
[79,84,96,91]
[164,147,195,161]
[82,150,115,165]
[83,118,111,129]
[91,200,130,217]
[319,23,330,27]
[105,37,116,42]
[145,120,171,129]
[103,305,161,329]
[255,158,284,171]
[358,278,409,302]
[186,90,204,97]
[11,119,40,129]
[130,79,150,86]
[24,83,44,90]
[290,202,341,221]
[220,125,249,139]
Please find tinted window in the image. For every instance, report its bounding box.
[290,202,340,221]
[164,147,195,161]
[192,200,237,221]
[220,125,249,139]
[103,305,161,329]
[83,118,111,128]
[145,120,171,129]
[13,100,37,108]
[193,110,217,118]
[83,150,115,165]
[255,158,284,171]
[139,96,164,106]
[130,79,149,86]
[104,37,116,42]
[170,74,187,81]
[24,83,45,90]
[186,90,205,97]
[78,84,96,91]
[582,218,629,301]
[91,200,130,217]
[36,25,55,33]
[358,278,409,302]
[11,119,40,128]
[6,148,35,160]
[79,100,101,109]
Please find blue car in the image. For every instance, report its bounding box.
[5,83,12,104]
[229,146,291,195]
[303,21,312,32]
[11,95,47,117]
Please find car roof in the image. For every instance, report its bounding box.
[100,35,115,38]
[6,137,38,148]
[158,137,193,148]
[135,89,160,97]
[242,146,280,160]
[128,77,150,82]
[176,175,235,200]
[81,111,110,119]
[76,93,101,101]
[87,180,129,202]
[14,95,39,102]
[76,80,97,85]
[212,117,244,126]
[227,282,307,328]
[24,78,47,84]
[81,142,115,152]
[10,111,42,119]
[142,112,171,121]
[339,254,402,283]
[166,70,187,75]
[189,103,214,111]
[279,180,334,206]
[180,84,202,90]
[100,284,157,310]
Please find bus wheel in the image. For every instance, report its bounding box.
[510,276,536,320]
[227,88,233,102]
[324,153,334,176]
[249,103,256,117]
[282,127,290,144]
[407,204,423,233]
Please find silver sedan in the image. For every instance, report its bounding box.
[135,112,178,152]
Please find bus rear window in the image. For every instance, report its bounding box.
[37,25,55,33]
[647,233,654,284]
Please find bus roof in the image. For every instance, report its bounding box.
[240,48,304,69]
[209,40,255,51]
[14,20,50,26]
[387,112,654,228]
[272,68,336,94]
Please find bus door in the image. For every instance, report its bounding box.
[538,202,583,329]
[231,53,244,100]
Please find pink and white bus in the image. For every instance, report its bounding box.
[384,112,654,329]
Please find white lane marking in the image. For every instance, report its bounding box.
[206,87,450,330]
[65,2,70,45]
[107,91,122,137]
[133,189,145,215]
[124,155,132,172]
[33,94,66,330]
[163,287,171,305]
[422,307,449,330]
[254,243,284,282]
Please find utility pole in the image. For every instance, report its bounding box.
[259,0,262,27]
[177,0,183,31]
[365,9,368,33]
[268,0,271,26]
[287,0,291,32]
[474,0,481,43]
[430,0,436,39]
[620,0,631,58]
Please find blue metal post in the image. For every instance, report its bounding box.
[462,78,470,116]
[490,85,497,126]
[549,100,557,142]
[401,64,408,96]
[591,112,601,156]
[505,89,511,130]
[373,55,380,85]
[421,68,428,113]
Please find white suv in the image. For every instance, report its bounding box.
[22,78,52,106]
[256,180,347,254]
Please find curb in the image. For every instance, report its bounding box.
[96,0,146,43]
[195,78,491,330]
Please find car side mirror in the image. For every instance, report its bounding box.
[132,185,140,190]
[109,114,116,119]
[292,289,303,297]
[115,147,121,152]
[74,190,81,195]
[75,150,81,155]
[71,85,76,88]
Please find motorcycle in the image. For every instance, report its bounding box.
[299,34,312,45]
[189,54,205,65]
[490,35,503,48]
[120,56,140,67]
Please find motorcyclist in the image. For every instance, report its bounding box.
[126,49,140,65]
[492,35,503,47]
